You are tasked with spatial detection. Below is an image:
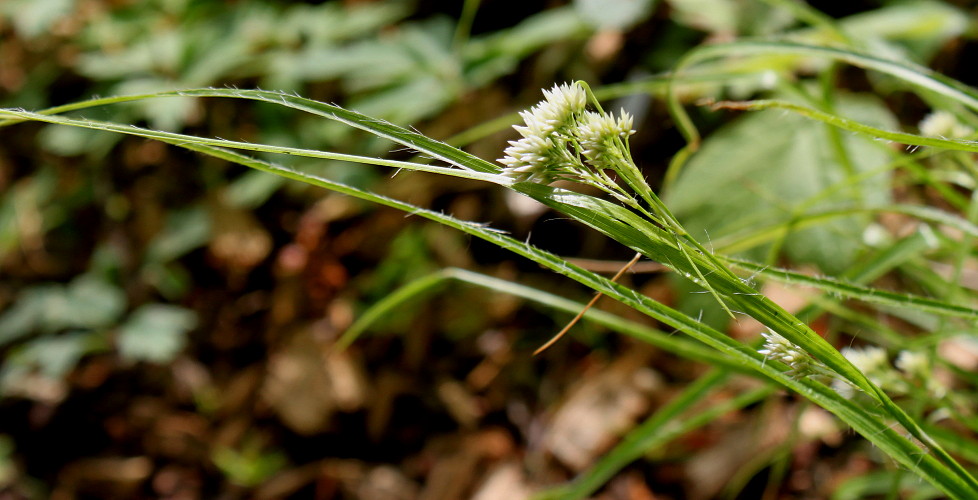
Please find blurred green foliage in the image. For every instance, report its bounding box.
[0,0,599,401]
[2,0,978,497]
[1,0,971,416]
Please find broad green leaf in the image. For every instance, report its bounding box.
[464,7,591,86]
[0,0,74,38]
[665,0,739,34]
[0,286,57,346]
[0,167,57,256]
[279,1,410,44]
[467,7,591,61]
[665,92,896,274]
[0,275,126,347]
[116,304,197,363]
[665,0,794,36]
[61,275,128,331]
[837,1,968,61]
[144,205,213,264]
[38,126,109,156]
[9,331,106,378]
[76,32,183,80]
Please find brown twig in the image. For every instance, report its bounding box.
[532,252,643,356]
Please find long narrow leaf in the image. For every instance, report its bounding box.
[726,257,978,321]
[337,267,741,370]
[172,144,978,499]
[0,108,505,185]
[668,41,978,148]
[4,94,975,497]
[711,98,978,152]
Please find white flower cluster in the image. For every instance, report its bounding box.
[842,345,888,374]
[919,110,973,138]
[832,346,945,399]
[896,350,945,398]
[498,82,636,184]
[759,331,822,379]
[498,134,578,183]
[840,345,903,392]
[759,334,947,401]
[498,83,586,183]
[895,350,928,378]
[530,83,588,136]
[575,111,636,170]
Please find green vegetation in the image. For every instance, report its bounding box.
[2,0,978,498]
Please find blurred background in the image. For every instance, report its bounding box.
[0,0,976,498]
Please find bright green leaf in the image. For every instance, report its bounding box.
[665,92,897,273]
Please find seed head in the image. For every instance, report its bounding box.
[896,350,944,398]
[499,83,587,183]
[574,109,636,170]
[840,345,903,393]
[499,134,576,183]
[919,110,972,138]
[498,82,639,187]
[758,331,820,379]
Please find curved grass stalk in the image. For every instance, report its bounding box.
[712,204,978,254]
[0,108,507,185]
[6,94,958,476]
[344,265,786,500]
[668,41,978,152]
[711,98,978,153]
[657,42,978,490]
[0,88,502,173]
[335,267,740,369]
[724,257,978,321]
[184,142,975,498]
[3,91,977,496]
[2,91,956,437]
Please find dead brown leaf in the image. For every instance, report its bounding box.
[543,353,663,471]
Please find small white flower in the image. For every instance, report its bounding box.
[896,350,945,398]
[499,83,587,182]
[499,135,577,183]
[842,345,888,374]
[541,83,587,121]
[841,345,902,392]
[919,111,973,138]
[895,350,928,379]
[519,83,587,137]
[759,331,819,379]
[498,82,640,187]
[574,110,636,169]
